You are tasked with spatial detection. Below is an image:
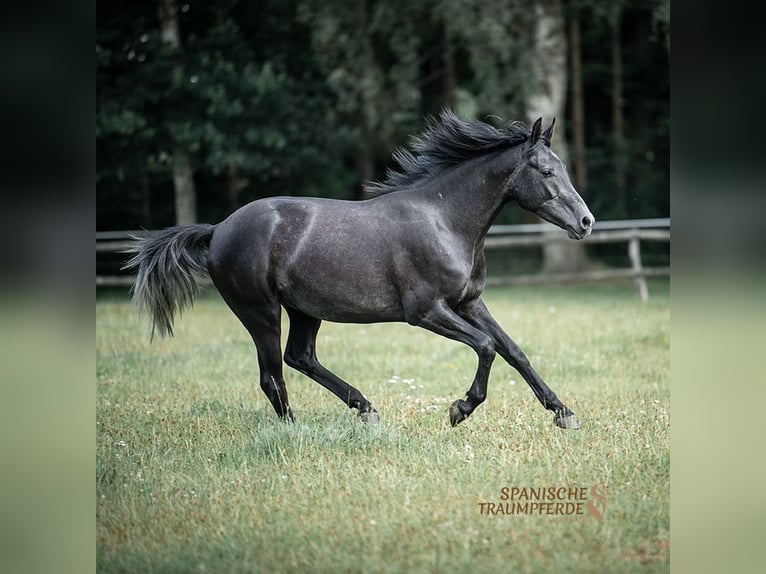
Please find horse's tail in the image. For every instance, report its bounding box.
[123,224,216,341]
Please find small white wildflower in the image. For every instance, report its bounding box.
[115,440,127,448]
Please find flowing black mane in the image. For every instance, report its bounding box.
[364,109,530,196]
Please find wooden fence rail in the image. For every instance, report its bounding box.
[97,219,669,299]
[484,225,670,301]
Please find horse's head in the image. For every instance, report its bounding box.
[508,118,594,239]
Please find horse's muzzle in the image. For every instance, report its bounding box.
[566,213,594,240]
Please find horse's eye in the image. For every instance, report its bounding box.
[541,169,553,178]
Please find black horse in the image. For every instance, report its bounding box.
[126,110,594,429]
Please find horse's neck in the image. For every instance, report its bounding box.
[430,152,518,244]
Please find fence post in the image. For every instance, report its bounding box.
[628,231,649,302]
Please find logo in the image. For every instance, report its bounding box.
[586,484,607,524]
[478,484,608,523]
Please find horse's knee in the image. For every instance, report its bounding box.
[284,349,315,374]
[476,337,495,362]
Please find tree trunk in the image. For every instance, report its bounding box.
[627,11,653,218]
[443,20,456,108]
[611,8,626,217]
[524,1,568,153]
[356,132,375,196]
[570,11,587,192]
[172,147,197,225]
[525,0,589,273]
[141,174,152,227]
[158,0,197,224]
[419,19,453,117]
[225,165,247,215]
[355,0,376,197]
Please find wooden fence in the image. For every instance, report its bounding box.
[484,218,670,301]
[97,218,669,300]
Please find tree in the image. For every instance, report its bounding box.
[298,0,423,195]
[523,0,590,273]
[97,0,669,245]
[441,0,527,119]
[299,0,531,195]
[569,8,587,192]
[158,0,197,224]
[97,0,168,229]
[610,4,626,215]
[523,0,569,138]
[97,0,355,229]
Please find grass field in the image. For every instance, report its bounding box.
[97,280,669,573]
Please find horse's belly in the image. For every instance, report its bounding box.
[280,275,404,323]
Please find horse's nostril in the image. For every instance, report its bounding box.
[581,216,592,229]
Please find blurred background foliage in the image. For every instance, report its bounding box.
[97,0,668,230]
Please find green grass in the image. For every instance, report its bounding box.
[97,280,669,573]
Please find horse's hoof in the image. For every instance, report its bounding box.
[280,408,295,423]
[358,410,379,424]
[554,413,580,429]
[449,401,467,427]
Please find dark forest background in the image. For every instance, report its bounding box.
[97,0,669,234]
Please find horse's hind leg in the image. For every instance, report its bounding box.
[284,308,378,422]
[236,305,294,422]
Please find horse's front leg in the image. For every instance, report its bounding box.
[405,299,495,426]
[458,298,580,429]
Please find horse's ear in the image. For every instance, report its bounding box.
[542,117,556,147]
[530,117,543,145]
